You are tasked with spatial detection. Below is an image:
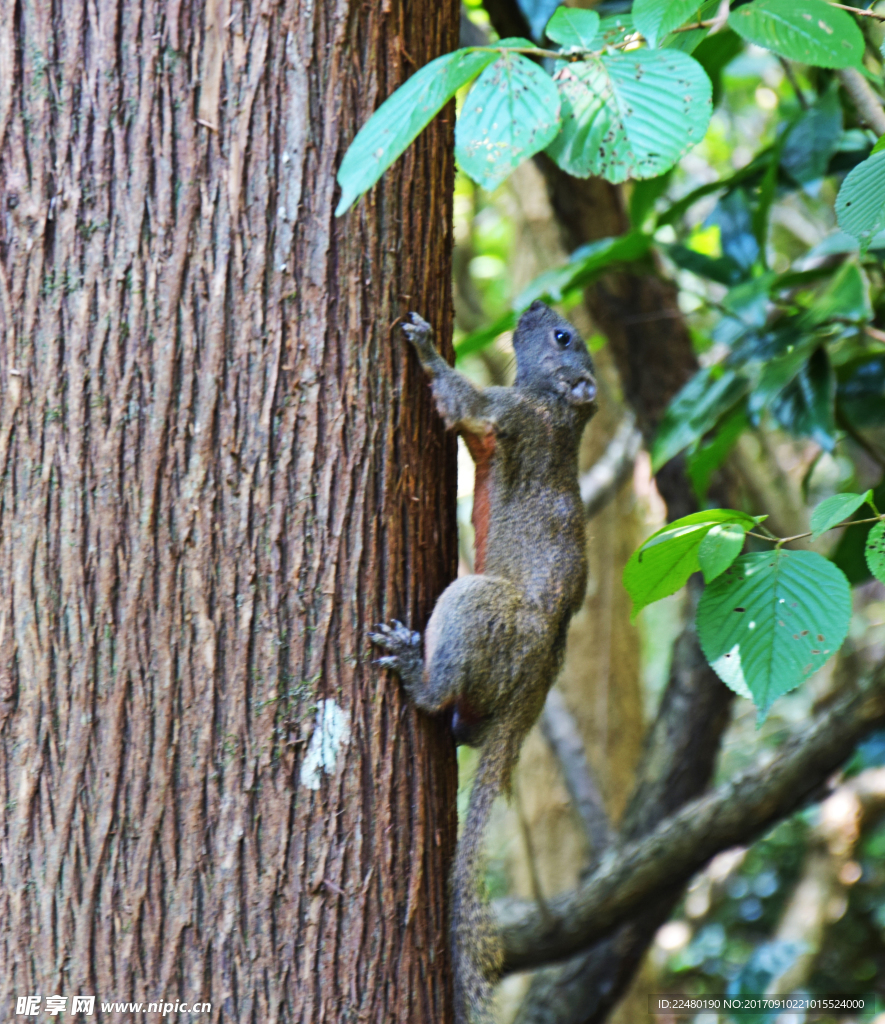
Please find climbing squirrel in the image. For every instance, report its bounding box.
[369,300,597,1024]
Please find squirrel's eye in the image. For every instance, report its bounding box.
[554,329,571,348]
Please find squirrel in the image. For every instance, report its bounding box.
[369,301,597,1024]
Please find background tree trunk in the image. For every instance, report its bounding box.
[0,1,460,1021]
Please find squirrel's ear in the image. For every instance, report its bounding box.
[528,299,547,313]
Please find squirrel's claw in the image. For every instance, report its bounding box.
[401,313,434,352]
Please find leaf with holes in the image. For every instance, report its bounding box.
[728,0,864,68]
[811,491,873,539]
[545,7,600,49]
[634,0,705,48]
[867,522,885,585]
[335,49,497,215]
[624,509,758,617]
[546,49,712,182]
[836,152,885,255]
[697,550,851,716]
[698,523,747,582]
[456,45,561,191]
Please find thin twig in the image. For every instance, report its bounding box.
[837,67,885,136]
[779,57,809,110]
[541,689,614,864]
[830,2,885,19]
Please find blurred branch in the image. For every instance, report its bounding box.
[542,689,614,862]
[579,415,642,521]
[837,68,885,136]
[498,664,885,973]
[774,767,885,993]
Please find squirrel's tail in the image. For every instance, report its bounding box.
[451,723,514,1024]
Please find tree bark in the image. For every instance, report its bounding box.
[0,2,459,1021]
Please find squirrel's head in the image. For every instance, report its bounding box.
[513,300,597,410]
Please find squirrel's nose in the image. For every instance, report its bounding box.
[570,377,597,403]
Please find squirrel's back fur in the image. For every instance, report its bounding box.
[369,302,597,1024]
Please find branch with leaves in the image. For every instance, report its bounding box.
[336,0,882,252]
[623,492,885,719]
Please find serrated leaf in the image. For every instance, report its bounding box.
[634,0,703,48]
[336,49,496,215]
[866,521,885,585]
[624,509,758,616]
[728,0,864,69]
[546,49,712,183]
[545,7,600,49]
[456,49,561,190]
[699,523,747,582]
[810,491,872,538]
[652,366,750,471]
[836,152,885,255]
[697,550,851,716]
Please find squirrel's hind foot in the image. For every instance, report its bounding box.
[368,620,423,690]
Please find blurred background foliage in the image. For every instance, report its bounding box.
[451,1,885,1021]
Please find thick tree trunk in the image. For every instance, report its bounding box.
[0,2,459,1021]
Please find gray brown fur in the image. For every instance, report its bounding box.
[370,301,597,1024]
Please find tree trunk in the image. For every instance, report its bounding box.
[0,2,459,1021]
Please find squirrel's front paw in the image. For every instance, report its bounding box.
[401,312,435,355]
[368,620,422,677]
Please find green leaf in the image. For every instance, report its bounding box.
[624,509,758,617]
[836,152,885,255]
[513,233,651,307]
[772,347,836,451]
[781,87,843,185]
[803,260,872,326]
[832,480,885,584]
[810,491,872,538]
[872,134,885,156]
[689,29,746,105]
[336,49,496,215]
[866,521,885,585]
[590,13,635,49]
[546,49,712,183]
[698,523,747,582]
[456,47,561,191]
[545,7,600,49]
[633,0,703,48]
[664,243,745,285]
[454,310,518,360]
[687,406,748,502]
[697,550,851,716]
[652,366,750,471]
[837,356,885,428]
[629,171,674,228]
[728,0,864,69]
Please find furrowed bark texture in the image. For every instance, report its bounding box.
[0,2,459,1022]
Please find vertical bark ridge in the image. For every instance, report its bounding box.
[0,1,459,1021]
